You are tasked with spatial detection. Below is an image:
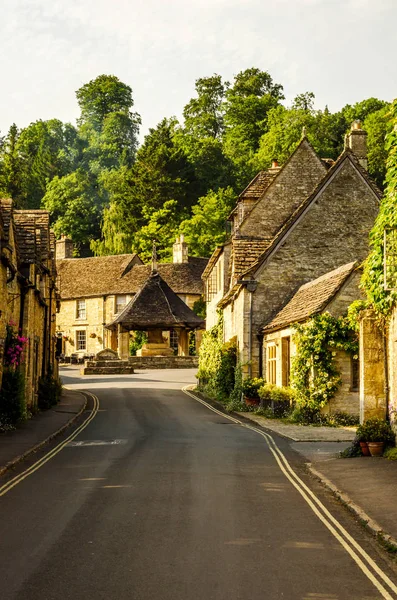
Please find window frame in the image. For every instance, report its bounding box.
[115,294,127,314]
[76,330,87,351]
[76,299,86,320]
[267,343,277,385]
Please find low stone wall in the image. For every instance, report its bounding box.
[128,356,199,369]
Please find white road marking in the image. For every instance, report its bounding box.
[183,386,397,600]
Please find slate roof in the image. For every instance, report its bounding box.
[57,255,208,299]
[262,262,358,333]
[107,270,205,330]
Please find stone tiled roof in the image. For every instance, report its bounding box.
[241,151,382,279]
[12,212,38,264]
[0,198,13,245]
[107,270,205,330]
[262,262,357,332]
[232,237,272,280]
[57,255,208,299]
[228,169,279,219]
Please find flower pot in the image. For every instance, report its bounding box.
[367,442,385,457]
[245,397,260,407]
[359,441,370,456]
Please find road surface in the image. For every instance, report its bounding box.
[0,367,396,600]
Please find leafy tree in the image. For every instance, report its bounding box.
[0,124,24,206]
[131,200,183,262]
[363,105,393,188]
[223,68,284,185]
[42,171,105,248]
[76,74,137,131]
[180,187,236,256]
[183,74,228,140]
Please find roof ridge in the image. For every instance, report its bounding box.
[299,261,357,290]
[241,151,381,278]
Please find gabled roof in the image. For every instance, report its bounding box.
[202,244,228,280]
[262,262,358,333]
[228,168,280,219]
[241,150,382,279]
[15,210,51,264]
[107,270,205,330]
[57,255,207,299]
[231,237,272,280]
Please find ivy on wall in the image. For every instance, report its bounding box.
[291,313,358,412]
[362,99,397,316]
[197,313,237,400]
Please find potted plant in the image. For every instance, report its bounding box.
[242,377,265,406]
[356,418,395,457]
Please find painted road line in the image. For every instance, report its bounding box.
[0,392,99,498]
[182,387,397,600]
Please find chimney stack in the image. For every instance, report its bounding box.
[173,235,189,264]
[347,120,368,170]
[56,234,74,260]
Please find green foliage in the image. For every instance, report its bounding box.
[384,447,397,460]
[180,187,236,257]
[356,418,395,444]
[38,369,63,410]
[362,99,397,316]
[241,377,265,399]
[197,316,237,400]
[192,297,206,319]
[129,331,147,356]
[0,369,26,425]
[258,384,295,417]
[346,300,370,332]
[290,313,358,416]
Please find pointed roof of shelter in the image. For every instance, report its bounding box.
[107,270,205,331]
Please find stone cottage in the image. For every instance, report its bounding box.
[262,262,363,415]
[56,235,207,358]
[203,122,380,380]
[0,199,58,410]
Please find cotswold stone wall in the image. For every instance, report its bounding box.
[388,308,397,432]
[248,160,379,377]
[240,140,327,239]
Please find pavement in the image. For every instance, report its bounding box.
[0,367,396,597]
[0,386,86,476]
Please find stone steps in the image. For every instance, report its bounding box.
[82,366,135,375]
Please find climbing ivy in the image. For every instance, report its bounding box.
[197,313,237,400]
[290,313,358,413]
[362,99,397,316]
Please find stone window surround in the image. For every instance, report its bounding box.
[76,329,87,351]
[76,299,86,321]
[267,343,277,384]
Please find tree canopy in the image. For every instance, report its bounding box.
[0,70,391,260]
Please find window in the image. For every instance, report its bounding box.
[267,344,277,384]
[76,299,86,320]
[206,269,218,301]
[76,330,86,351]
[351,356,359,392]
[170,329,179,355]
[281,337,291,387]
[115,295,127,314]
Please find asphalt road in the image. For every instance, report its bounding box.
[1,368,397,600]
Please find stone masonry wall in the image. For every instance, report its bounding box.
[389,308,397,432]
[240,139,327,239]
[248,159,379,376]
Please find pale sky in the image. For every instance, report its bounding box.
[0,0,395,140]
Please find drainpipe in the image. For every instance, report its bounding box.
[257,333,264,378]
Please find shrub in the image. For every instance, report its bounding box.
[356,418,395,444]
[215,340,237,400]
[129,331,147,356]
[258,384,295,417]
[0,369,26,425]
[38,369,63,410]
[242,377,265,399]
[384,447,397,460]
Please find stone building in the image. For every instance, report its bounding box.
[262,262,363,415]
[0,199,58,410]
[56,235,207,358]
[203,122,380,381]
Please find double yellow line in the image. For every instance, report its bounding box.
[183,387,397,600]
[0,391,99,498]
